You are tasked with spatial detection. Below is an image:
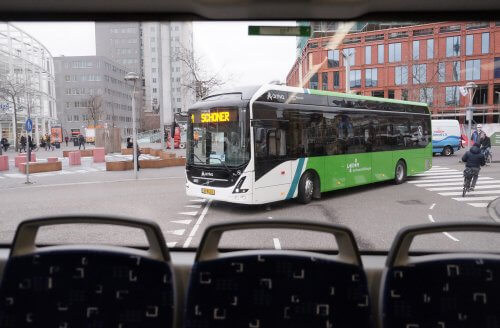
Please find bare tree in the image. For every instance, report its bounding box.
[87,95,103,128]
[0,73,40,151]
[172,44,227,100]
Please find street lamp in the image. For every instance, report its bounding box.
[124,72,140,179]
[461,82,477,149]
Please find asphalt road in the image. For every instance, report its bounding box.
[2,148,500,254]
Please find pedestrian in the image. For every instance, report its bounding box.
[46,134,52,151]
[126,137,140,171]
[462,142,486,191]
[480,132,492,160]
[470,124,485,145]
[65,136,69,147]
[1,136,9,152]
[28,135,34,151]
[78,134,85,150]
[20,135,26,153]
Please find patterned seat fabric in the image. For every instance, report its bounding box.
[383,258,500,328]
[0,250,174,328]
[185,254,372,328]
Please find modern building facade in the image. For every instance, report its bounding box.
[95,22,196,131]
[54,56,134,139]
[0,22,57,145]
[286,21,500,123]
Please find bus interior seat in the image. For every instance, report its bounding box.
[0,216,176,328]
[381,223,500,328]
[184,221,373,328]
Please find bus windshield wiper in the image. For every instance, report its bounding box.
[207,156,232,175]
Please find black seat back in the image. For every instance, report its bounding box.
[0,216,175,328]
[184,221,373,328]
[382,222,500,328]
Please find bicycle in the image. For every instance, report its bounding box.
[462,167,477,197]
[483,148,492,165]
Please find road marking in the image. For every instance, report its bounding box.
[2,176,184,190]
[452,196,499,202]
[171,219,192,225]
[273,238,282,250]
[427,214,459,241]
[428,184,500,191]
[439,190,500,196]
[468,203,489,208]
[429,203,436,210]
[267,216,273,219]
[178,211,198,216]
[167,229,185,236]
[416,180,500,187]
[415,171,460,176]
[443,232,460,242]
[185,204,202,209]
[409,177,493,184]
[183,200,212,248]
[4,173,25,178]
[189,198,207,202]
[167,242,177,247]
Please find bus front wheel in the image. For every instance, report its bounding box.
[297,172,315,204]
[394,160,406,185]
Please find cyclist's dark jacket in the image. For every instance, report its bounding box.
[480,136,491,148]
[462,145,486,168]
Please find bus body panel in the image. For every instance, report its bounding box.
[323,155,346,191]
[253,161,292,203]
[344,153,373,187]
[372,151,394,181]
[432,119,461,154]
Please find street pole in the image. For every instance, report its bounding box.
[26,105,31,184]
[160,105,165,150]
[125,72,140,180]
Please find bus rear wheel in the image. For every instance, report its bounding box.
[394,160,406,185]
[297,172,314,204]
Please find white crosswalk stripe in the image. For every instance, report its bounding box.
[409,166,499,208]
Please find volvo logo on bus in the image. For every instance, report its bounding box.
[267,92,285,102]
[201,171,214,177]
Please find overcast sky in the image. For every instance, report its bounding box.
[13,21,297,86]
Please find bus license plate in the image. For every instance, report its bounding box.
[202,188,215,195]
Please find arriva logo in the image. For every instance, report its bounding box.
[267,92,285,102]
[201,171,214,177]
[347,158,360,173]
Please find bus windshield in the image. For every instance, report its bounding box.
[187,107,250,167]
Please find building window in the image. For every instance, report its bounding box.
[365,46,371,65]
[153,88,157,93]
[465,34,473,55]
[419,88,433,105]
[445,86,460,105]
[152,58,156,63]
[451,61,460,82]
[388,43,401,62]
[64,75,70,82]
[309,73,318,89]
[65,102,70,108]
[333,71,340,88]
[412,40,419,60]
[377,44,384,63]
[395,66,408,85]
[152,78,157,83]
[321,72,328,90]
[343,48,355,66]
[349,70,361,88]
[365,68,378,87]
[446,36,460,57]
[495,57,500,79]
[177,98,181,102]
[427,39,434,59]
[438,62,445,82]
[413,64,426,84]
[466,59,481,80]
[327,49,339,67]
[73,115,80,121]
[481,32,489,54]
[152,68,157,73]
[388,90,395,99]
[67,116,72,122]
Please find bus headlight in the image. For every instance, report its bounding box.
[232,176,248,193]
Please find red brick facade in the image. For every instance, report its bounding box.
[286,22,500,123]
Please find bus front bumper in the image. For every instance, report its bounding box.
[185,181,253,205]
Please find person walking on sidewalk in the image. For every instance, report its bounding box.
[126,137,140,171]
[65,136,69,147]
[78,134,85,150]
[20,135,26,153]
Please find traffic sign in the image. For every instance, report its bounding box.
[25,118,33,132]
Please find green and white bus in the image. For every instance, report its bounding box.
[186,84,432,204]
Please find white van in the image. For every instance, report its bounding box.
[432,119,461,156]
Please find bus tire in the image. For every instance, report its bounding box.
[297,171,315,204]
[394,160,406,185]
[442,146,452,156]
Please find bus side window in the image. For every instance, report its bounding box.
[267,129,287,157]
[254,127,267,158]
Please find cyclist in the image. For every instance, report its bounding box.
[462,142,486,191]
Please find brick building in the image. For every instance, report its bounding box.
[286,22,500,123]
